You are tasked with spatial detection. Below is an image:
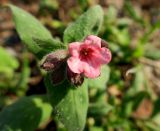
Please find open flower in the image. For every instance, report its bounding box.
[67,35,111,78]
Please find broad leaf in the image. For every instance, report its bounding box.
[45,75,88,131]
[63,5,103,44]
[33,38,66,51]
[0,95,52,131]
[88,65,110,90]
[9,4,65,59]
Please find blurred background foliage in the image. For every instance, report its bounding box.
[0,0,160,131]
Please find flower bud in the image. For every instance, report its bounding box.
[101,39,109,48]
[50,64,66,85]
[41,49,68,72]
[67,66,84,86]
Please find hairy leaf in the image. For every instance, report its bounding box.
[63,5,103,44]
[0,95,52,131]
[9,4,64,59]
[45,75,88,131]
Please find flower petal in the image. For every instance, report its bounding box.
[67,57,83,74]
[90,47,111,64]
[83,62,101,78]
[68,42,81,57]
[84,35,101,47]
[67,35,112,79]
[100,47,112,64]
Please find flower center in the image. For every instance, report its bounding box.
[80,48,93,60]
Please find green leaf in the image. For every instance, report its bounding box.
[148,113,160,130]
[109,27,130,46]
[144,44,160,60]
[45,75,88,131]
[9,4,64,59]
[148,98,160,129]
[15,55,30,96]
[0,47,19,78]
[89,126,103,131]
[126,66,145,96]
[121,91,149,117]
[124,0,144,25]
[139,21,160,45]
[0,95,52,131]
[145,48,160,60]
[88,65,110,90]
[145,121,160,131]
[33,38,66,51]
[88,103,112,117]
[78,0,88,8]
[40,0,59,10]
[105,6,118,23]
[63,5,103,44]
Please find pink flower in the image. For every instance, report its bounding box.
[67,35,111,78]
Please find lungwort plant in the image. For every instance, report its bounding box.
[0,4,112,131]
